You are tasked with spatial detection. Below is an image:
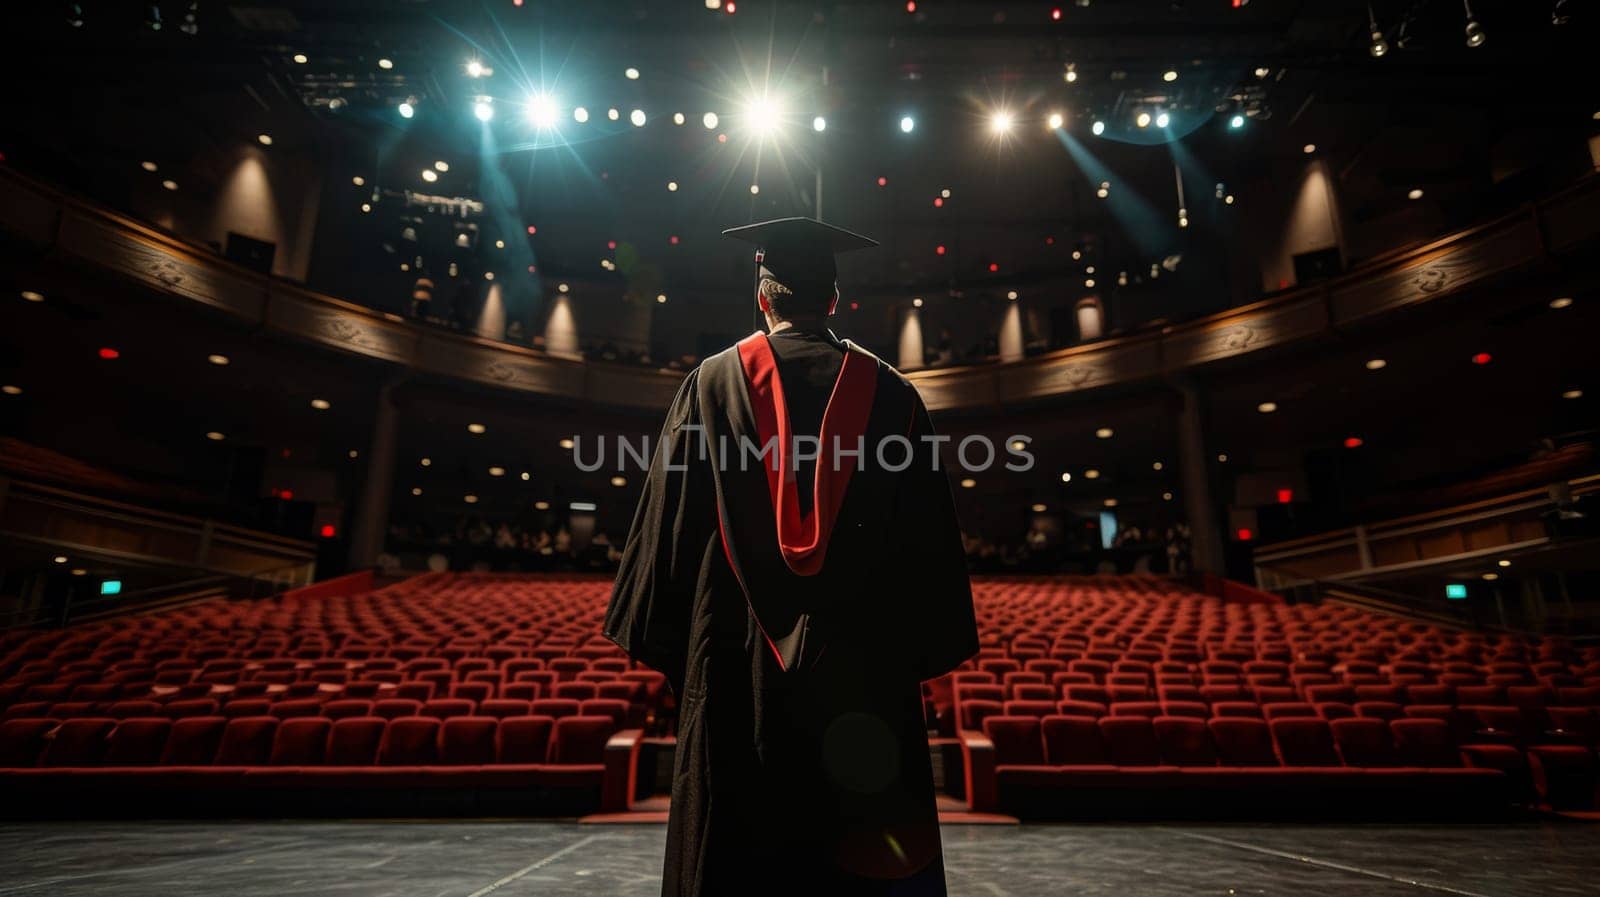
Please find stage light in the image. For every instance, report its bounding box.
[466,60,485,78]
[1096,427,1114,438]
[310,398,331,410]
[1007,290,1018,300]
[1471,352,1492,365]
[941,188,951,198]
[378,58,393,70]
[1064,64,1078,83]
[630,109,646,127]
[559,437,575,449]
[360,203,371,213]
[1225,194,1236,204]
[488,466,505,477]
[1091,119,1105,136]
[420,169,438,183]
[1344,436,1364,449]
[162,180,179,191]
[1,385,20,396]
[1218,453,1229,462]
[705,0,721,7]
[410,487,422,496]
[21,290,44,303]
[420,457,432,466]
[1563,389,1583,399]
[989,110,1014,134]
[473,98,494,122]
[1084,469,1100,479]
[900,115,915,134]
[292,53,307,64]
[1257,401,1278,413]
[1060,472,1072,483]
[912,298,923,308]
[610,476,628,487]
[255,133,273,146]
[624,67,640,80]
[1482,572,1498,581]
[558,283,569,293]
[1135,112,1151,128]
[1031,502,1047,513]
[1498,559,1511,568]
[1254,66,1269,78]
[494,240,504,249]
[141,161,159,172]
[702,111,719,129]
[749,184,759,194]
[1163,492,1174,501]
[959,478,976,489]
[813,115,826,132]
[526,93,559,129]
[1550,296,1573,309]
[1464,1,1485,46]
[1369,24,1389,57]
[1408,188,1424,200]
[1163,70,1178,82]
[434,160,449,172]
[1047,111,1064,130]
[520,472,530,481]
[1303,143,1316,154]
[1155,112,1170,128]
[467,423,486,434]
[1096,181,1109,198]
[1365,358,1387,370]
[348,450,358,459]
[464,494,479,504]
[53,555,68,564]
[98,347,120,360]
[1104,499,1119,509]
[743,95,785,137]
[1229,114,1245,129]
[673,112,685,125]
[398,100,415,118]
[667,181,678,191]
[1085,278,1096,288]
[205,431,225,441]
[1152,461,1163,471]
[657,293,667,304]
[534,500,550,510]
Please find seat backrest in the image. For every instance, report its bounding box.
[1270,717,1341,766]
[270,717,332,765]
[1152,715,1217,766]
[1001,700,1056,719]
[529,698,583,720]
[40,718,116,767]
[214,716,280,765]
[322,700,373,720]
[327,717,386,765]
[578,699,630,728]
[1389,719,1460,767]
[378,717,441,765]
[103,718,172,765]
[159,716,228,765]
[478,699,533,720]
[1208,718,1278,766]
[1107,701,1162,719]
[108,700,162,719]
[1353,701,1404,721]
[270,699,323,720]
[222,698,273,718]
[166,698,220,719]
[420,698,476,720]
[371,698,423,720]
[440,717,499,765]
[497,715,555,764]
[1161,700,1212,719]
[1209,701,1262,719]
[1330,717,1399,767]
[982,716,1045,766]
[549,715,616,765]
[1262,702,1316,720]
[1097,717,1162,766]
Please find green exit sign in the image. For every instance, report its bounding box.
[100,580,123,596]
[1444,583,1467,600]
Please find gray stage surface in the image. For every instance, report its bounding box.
[1,821,1597,896]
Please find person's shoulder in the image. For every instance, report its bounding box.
[843,340,923,403]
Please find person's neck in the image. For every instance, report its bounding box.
[768,317,828,335]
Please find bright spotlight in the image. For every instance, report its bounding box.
[702,111,719,129]
[630,108,646,127]
[473,98,494,122]
[1091,120,1105,136]
[1135,111,1151,128]
[743,96,785,137]
[1047,111,1064,130]
[1163,70,1178,82]
[813,115,826,132]
[466,60,485,78]
[421,169,438,183]
[624,67,640,80]
[1229,114,1245,129]
[900,115,915,133]
[989,110,1014,134]
[1155,111,1170,128]
[573,106,589,123]
[398,100,415,119]
[526,93,559,129]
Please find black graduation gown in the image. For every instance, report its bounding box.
[604,328,978,897]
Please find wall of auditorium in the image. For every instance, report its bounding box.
[1245,159,1346,294]
[184,145,322,283]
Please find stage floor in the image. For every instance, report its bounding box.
[1,820,1597,896]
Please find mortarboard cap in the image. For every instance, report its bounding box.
[722,217,878,289]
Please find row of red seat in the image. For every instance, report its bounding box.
[3,696,637,726]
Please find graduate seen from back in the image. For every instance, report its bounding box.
[604,217,979,897]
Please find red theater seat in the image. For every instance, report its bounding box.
[498,716,555,764]
[440,717,499,765]
[1098,717,1163,767]
[549,716,617,765]
[270,717,332,765]
[1389,719,1461,767]
[1270,717,1342,767]
[215,717,279,765]
[1208,718,1278,767]
[103,718,172,765]
[160,716,227,765]
[1152,716,1217,767]
[40,718,116,767]
[378,717,441,765]
[1330,718,1400,767]
[371,699,423,720]
[327,717,385,765]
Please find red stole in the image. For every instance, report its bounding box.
[735,332,877,576]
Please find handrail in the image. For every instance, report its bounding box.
[1,558,316,631]
[2,167,1596,412]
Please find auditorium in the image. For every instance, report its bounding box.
[1,1,1597,894]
